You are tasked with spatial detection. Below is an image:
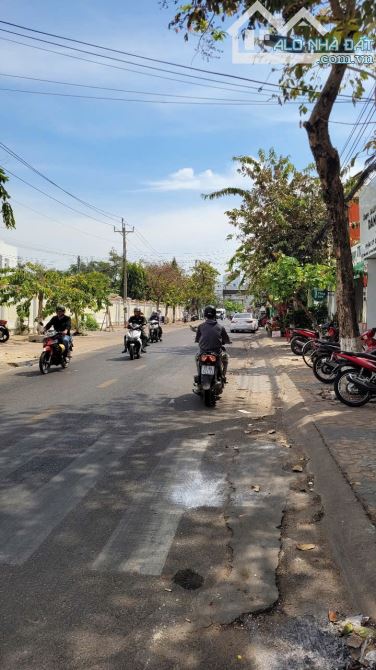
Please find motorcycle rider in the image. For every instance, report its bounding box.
[44,305,72,358]
[149,309,163,341]
[123,307,148,353]
[194,305,230,390]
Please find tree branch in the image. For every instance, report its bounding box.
[345,160,376,202]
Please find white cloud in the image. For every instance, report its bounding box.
[148,165,245,192]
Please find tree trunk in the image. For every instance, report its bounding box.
[304,64,360,350]
[172,305,176,323]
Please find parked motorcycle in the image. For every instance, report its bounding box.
[125,324,142,360]
[290,323,338,356]
[334,351,376,406]
[194,349,225,407]
[39,329,72,374]
[312,328,376,384]
[0,319,10,343]
[149,319,161,343]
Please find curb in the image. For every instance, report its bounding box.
[267,343,376,617]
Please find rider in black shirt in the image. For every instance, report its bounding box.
[44,306,72,357]
[123,307,148,353]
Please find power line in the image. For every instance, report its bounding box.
[0,36,276,97]
[3,167,116,228]
[0,22,370,101]
[342,105,375,170]
[0,71,278,100]
[12,198,118,244]
[0,140,121,222]
[0,86,303,106]
[340,85,375,161]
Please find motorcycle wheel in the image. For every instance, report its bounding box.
[302,340,316,368]
[61,357,67,369]
[204,388,216,407]
[129,346,134,360]
[0,327,10,343]
[290,336,307,355]
[313,355,339,384]
[334,369,371,407]
[39,352,51,374]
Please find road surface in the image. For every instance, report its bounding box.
[0,326,295,669]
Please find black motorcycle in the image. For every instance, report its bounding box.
[194,350,225,407]
[0,319,10,343]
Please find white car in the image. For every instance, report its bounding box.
[230,313,259,333]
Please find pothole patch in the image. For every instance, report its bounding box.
[173,568,204,590]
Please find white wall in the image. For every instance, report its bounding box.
[366,259,376,328]
[0,239,18,327]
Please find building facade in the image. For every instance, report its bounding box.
[360,178,376,329]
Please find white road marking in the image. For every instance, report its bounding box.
[92,437,211,575]
[29,408,57,423]
[0,432,136,565]
[97,378,118,389]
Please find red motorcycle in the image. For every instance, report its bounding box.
[333,349,376,406]
[39,329,72,374]
[0,319,10,343]
[290,323,338,356]
[312,328,376,383]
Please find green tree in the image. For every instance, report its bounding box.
[0,263,63,332]
[205,149,329,280]
[47,271,111,332]
[187,261,219,313]
[223,299,244,314]
[163,0,376,347]
[252,255,336,323]
[164,259,187,321]
[127,261,148,301]
[69,250,147,299]
[0,167,16,229]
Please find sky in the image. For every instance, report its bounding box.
[0,0,374,275]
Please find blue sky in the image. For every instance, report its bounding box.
[0,0,373,273]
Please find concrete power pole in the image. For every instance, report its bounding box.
[114,219,134,325]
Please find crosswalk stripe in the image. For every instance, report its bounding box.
[0,432,136,566]
[92,437,211,575]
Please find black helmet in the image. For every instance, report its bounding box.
[56,305,66,312]
[204,305,216,319]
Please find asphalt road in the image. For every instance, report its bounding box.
[0,325,291,670]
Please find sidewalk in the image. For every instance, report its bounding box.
[0,322,187,373]
[265,335,376,525]
[245,333,376,620]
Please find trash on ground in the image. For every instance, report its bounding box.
[296,543,316,551]
[292,464,304,472]
[251,485,260,492]
[328,610,338,623]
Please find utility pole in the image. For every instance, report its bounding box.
[114,219,134,325]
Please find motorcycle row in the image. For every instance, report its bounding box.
[290,324,376,407]
[37,318,163,374]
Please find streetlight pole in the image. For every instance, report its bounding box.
[114,219,134,326]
